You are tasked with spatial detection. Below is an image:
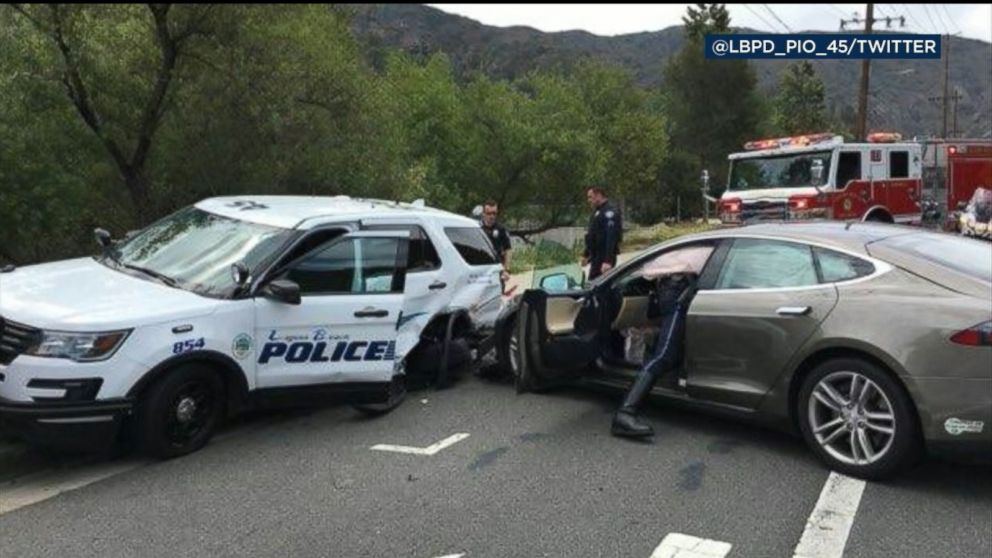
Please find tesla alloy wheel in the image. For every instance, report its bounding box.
[798,357,921,480]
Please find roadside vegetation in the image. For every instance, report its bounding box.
[1,4,833,266]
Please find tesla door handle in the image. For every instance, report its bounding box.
[777,306,812,316]
[354,308,389,318]
[428,281,447,291]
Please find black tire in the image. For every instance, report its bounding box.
[135,364,224,459]
[797,357,921,480]
[352,375,407,416]
[496,314,520,380]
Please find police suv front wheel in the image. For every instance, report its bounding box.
[135,364,224,459]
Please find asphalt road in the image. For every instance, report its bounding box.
[0,370,990,558]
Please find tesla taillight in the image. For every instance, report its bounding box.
[950,321,992,346]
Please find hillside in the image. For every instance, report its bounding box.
[345,4,992,139]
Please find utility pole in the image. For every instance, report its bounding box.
[841,5,904,140]
[951,87,962,137]
[927,34,962,138]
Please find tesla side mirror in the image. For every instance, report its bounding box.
[231,262,250,287]
[262,279,301,305]
[540,273,570,292]
[94,228,112,249]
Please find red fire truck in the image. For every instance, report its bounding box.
[717,132,992,227]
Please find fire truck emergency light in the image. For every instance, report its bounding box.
[743,133,837,151]
[866,132,903,143]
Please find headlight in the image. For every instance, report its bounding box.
[25,330,131,362]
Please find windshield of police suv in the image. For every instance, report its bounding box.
[729,150,833,192]
[105,206,294,297]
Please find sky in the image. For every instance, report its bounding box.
[428,4,992,43]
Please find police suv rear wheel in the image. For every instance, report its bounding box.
[136,364,224,459]
[352,374,407,416]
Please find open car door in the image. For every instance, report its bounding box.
[514,286,605,392]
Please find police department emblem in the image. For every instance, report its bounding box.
[232,334,253,359]
[843,198,853,212]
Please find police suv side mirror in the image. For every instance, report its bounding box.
[263,279,301,305]
[94,228,113,249]
[231,262,250,287]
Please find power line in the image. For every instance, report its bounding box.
[920,5,942,34]
[762,4,794,33]
[827,4,850,18]
[939,5,962,35]
[931,4,952,34]
[901,4,926,32]
[740,4,780,33]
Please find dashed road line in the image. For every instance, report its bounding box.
[371,433,470,456]
[792,472,867,558]
[651,533,732,558]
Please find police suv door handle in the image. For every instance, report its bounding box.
[777,306,811,316]
[354,307,389,318]
[428,281,447,291]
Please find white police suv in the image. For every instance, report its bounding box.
[0,196,503,457]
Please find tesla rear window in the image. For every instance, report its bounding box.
[880,233,992,282]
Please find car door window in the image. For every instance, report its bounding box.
[814,248,875,283]
[715,239,818,289]
[366,225,440,273]
[283,237,402,295]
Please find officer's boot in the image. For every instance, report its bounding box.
[611,371,656,438]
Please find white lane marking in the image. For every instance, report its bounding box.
[651,533,732,558]
[0,459,148,515]
[793,472,867,558]
[371,433,470,456]
[433,554,465,558]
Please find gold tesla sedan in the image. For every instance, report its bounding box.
[496,222,992,479]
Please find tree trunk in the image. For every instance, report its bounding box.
[123,168,153,225]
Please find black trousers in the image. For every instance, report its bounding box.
[620,304,687,411]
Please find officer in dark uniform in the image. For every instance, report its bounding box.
[582,187,622,281]
[480,200,512,289]
[611,245,712,438]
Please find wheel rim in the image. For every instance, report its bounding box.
[808,371,896,466]
[508,325,520,375]
[165,380,214,448]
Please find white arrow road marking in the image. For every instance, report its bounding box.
[651,533,732,558]
[793,472,867,558]
[370,433,470,456]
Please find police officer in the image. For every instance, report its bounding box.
[480,199,512,288]
[611,245,712,438]
[582,187,622,280]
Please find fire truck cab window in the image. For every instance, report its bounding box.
[836,152,862,188]
[889,151,910,178]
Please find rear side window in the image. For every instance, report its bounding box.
[715,239,818,289]
[890,151,909,178]
[814,248,876,283]
[878,233,992,282]
[444,227,499,266]
[366,225,441,273]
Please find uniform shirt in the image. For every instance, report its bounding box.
[481,222,512,264]
[583,201,623,265]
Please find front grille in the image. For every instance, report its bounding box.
[741,201,789,222]
[0,317,41,365]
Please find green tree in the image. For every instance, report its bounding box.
[663,3,765,198]
[774,61,829,135]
